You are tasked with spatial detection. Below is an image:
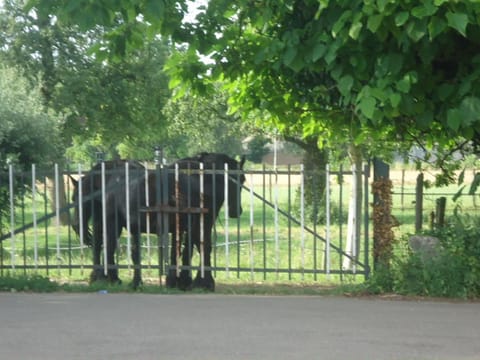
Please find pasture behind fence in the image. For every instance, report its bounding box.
[390,168,480,234]
[0,161,370,285]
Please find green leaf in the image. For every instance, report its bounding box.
[411,3,438,19]
[447,108,462,131]
[332,10,352,37]
[367,14,383,33]
[311,43,326,62]
[377,0,390,12]
[395,11,409,26]
[385,53,403,74]
[459,96,480,124]
[396,75,411,93]
[283,46,297,66]
[428,17,447,40]
[417,110,433,129]
[349,21,363,40]
[437,84,453,101]
[338,75,354,96]
[406,19,427,41]
[446,11,469,37]
[325,41,340,65]
[389,93,401,107]
[358,96,377,119]
[146,0,165,17]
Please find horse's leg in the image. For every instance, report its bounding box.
[177,228,194,291]
[192,218,215,291]
[130,225,142,289]
[105,218,122,284]
[166,228,178,288]
[90,214,105,282]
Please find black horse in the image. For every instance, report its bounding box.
[70,153,246,290]
[166,153,246,290]
[70,159,146,283]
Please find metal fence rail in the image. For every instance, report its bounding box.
[0,162,370,284]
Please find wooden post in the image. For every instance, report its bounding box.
[415,173,424,233]
[372,158,390,271]
[435,197,446,228]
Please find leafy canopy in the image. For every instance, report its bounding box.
[25,0,480,159]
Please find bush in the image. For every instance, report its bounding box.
[368,215,480,298]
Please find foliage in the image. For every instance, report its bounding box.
[0,67,63,167]
[28,0,480,174]
[161,90,252,160]
[0,66,63,233]
[0,273,59,292]
[368,215,480,298]
[244,135,270,163]
[0,1,172,162]
[166,0,480,165]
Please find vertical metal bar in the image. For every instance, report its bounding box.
[352,164,357,274]
[66,165,72,276]
[211,163,217,276]
[300,164,305,281]
[187,162,193,277]
[161,164,170,279]
[101,162,108,276]
[175,163,181,277]
[249,172,255,281]
[224,163,229,277]
[287,165,292,280]
[325,164,331,277]
[200,162,205,279]
[262,164,266,280]
[274,167,279,279]
[339,165,344,281]
[9,164,15,270]
[78,165,85,275]
[32,164,38,270]
[236,168,240,279]
[145,165,151,270]
[43,176,49,274]
[363,164,370,279]
[21,171,26,275]
[125,162,131,271]
[55,164,61,272]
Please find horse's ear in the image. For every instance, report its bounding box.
[239,155,246,168]
[69,175,78,187]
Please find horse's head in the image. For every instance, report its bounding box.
[226,155,246,218]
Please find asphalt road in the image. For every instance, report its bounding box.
[0,293,479,360]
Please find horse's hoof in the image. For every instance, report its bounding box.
[110,277,122,285]
[166,274,177,288]
[131,279,143,290]
[192,274,215,292]
[177,273,193,291]
[89,269,107,283]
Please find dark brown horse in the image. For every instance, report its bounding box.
[71,153,246,290]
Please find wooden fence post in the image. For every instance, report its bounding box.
[415,173,424,233]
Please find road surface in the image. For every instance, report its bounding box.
[0,293,479,359]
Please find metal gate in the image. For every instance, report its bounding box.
[0,161,370,284]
